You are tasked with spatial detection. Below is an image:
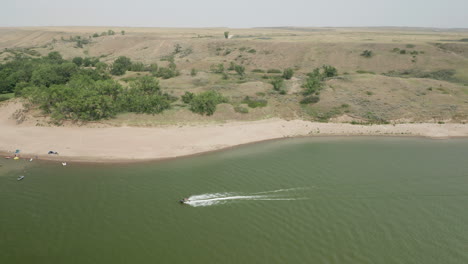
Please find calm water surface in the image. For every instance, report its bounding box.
[1,137,467,263]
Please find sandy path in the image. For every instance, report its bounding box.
[1,101,467,162]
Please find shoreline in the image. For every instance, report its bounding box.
[1,102,467,164]
[1,124,467,164]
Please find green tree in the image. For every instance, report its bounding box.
[121,30,125,35]
[189,91,228,115]
[224,31,229,39]
[72,57,83,67]
[110,56,132,76]
[46,52,63,63]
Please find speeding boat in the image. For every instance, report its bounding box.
[17,176,25,181]
[179,198,189,204]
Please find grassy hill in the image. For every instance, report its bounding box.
[1,26,467,125]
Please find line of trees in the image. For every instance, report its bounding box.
[0,52,177,121]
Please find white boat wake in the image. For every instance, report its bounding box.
[184,188,308,207]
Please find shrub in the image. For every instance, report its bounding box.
[121,30,125,35]
[92,33,99,38]
[210,63,224,74]
[322,65,338,78]
[302,75,322,95]
[406,44,415,48]
[234,105,249,113]
[224,31,229,39]
[228,62,236,71]
[300,96,320,104]
[399,49,407,54]
[282,68,294,80]
[392,48,400,52]
[182,91,194,104]
[155,67,178,79]
[267,69,282,74]
[242,96,267,108]
[361,50,373,58]
[190,91,228,115]
[129,62,146,72]
[190,68,197,77]
[234,65,245,77]
[252,69,265,73]
[248,49,256,53]
[270,78,284,91]
[356,70,375,74]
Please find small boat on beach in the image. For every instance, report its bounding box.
[17,176,25,181]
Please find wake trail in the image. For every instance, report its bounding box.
[185,188,309,207]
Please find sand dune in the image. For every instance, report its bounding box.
[0,101,467,162]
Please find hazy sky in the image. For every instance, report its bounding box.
[1,0,467,28]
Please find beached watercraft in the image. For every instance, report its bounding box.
[17,176,25,181]
[179,198,189,204]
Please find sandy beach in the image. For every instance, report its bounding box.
[1,101,467,162]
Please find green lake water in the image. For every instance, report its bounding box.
[1,137,468,263]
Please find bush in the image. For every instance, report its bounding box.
[302,75,322,95]
[242,96,267,108]
[267,69,282,74]
[406,44,415,48]
[234,105,249,113]
[361,50,373,58]
[182,91,194,104]
[92,33,99,38]
[129,62,146,72]
[270,78,284,91]
[322,65,338,78]
[300,96,320,104]
[191,68,197,77]
[247,49,256,53]
[399,49,407,54]
[224,31,229,39]
[189,91,228,115]
[392,48,400,52]
[234,65,245,77]
[282,68,294,80]
[210,63,224,74]
[356,70,375,74]
[121,30,125,35]
[252,69,265,73]
[155,67,178,79]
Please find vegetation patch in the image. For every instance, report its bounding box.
[384,69,458,82]
[242,96,267,108]
[189,91,228,115]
